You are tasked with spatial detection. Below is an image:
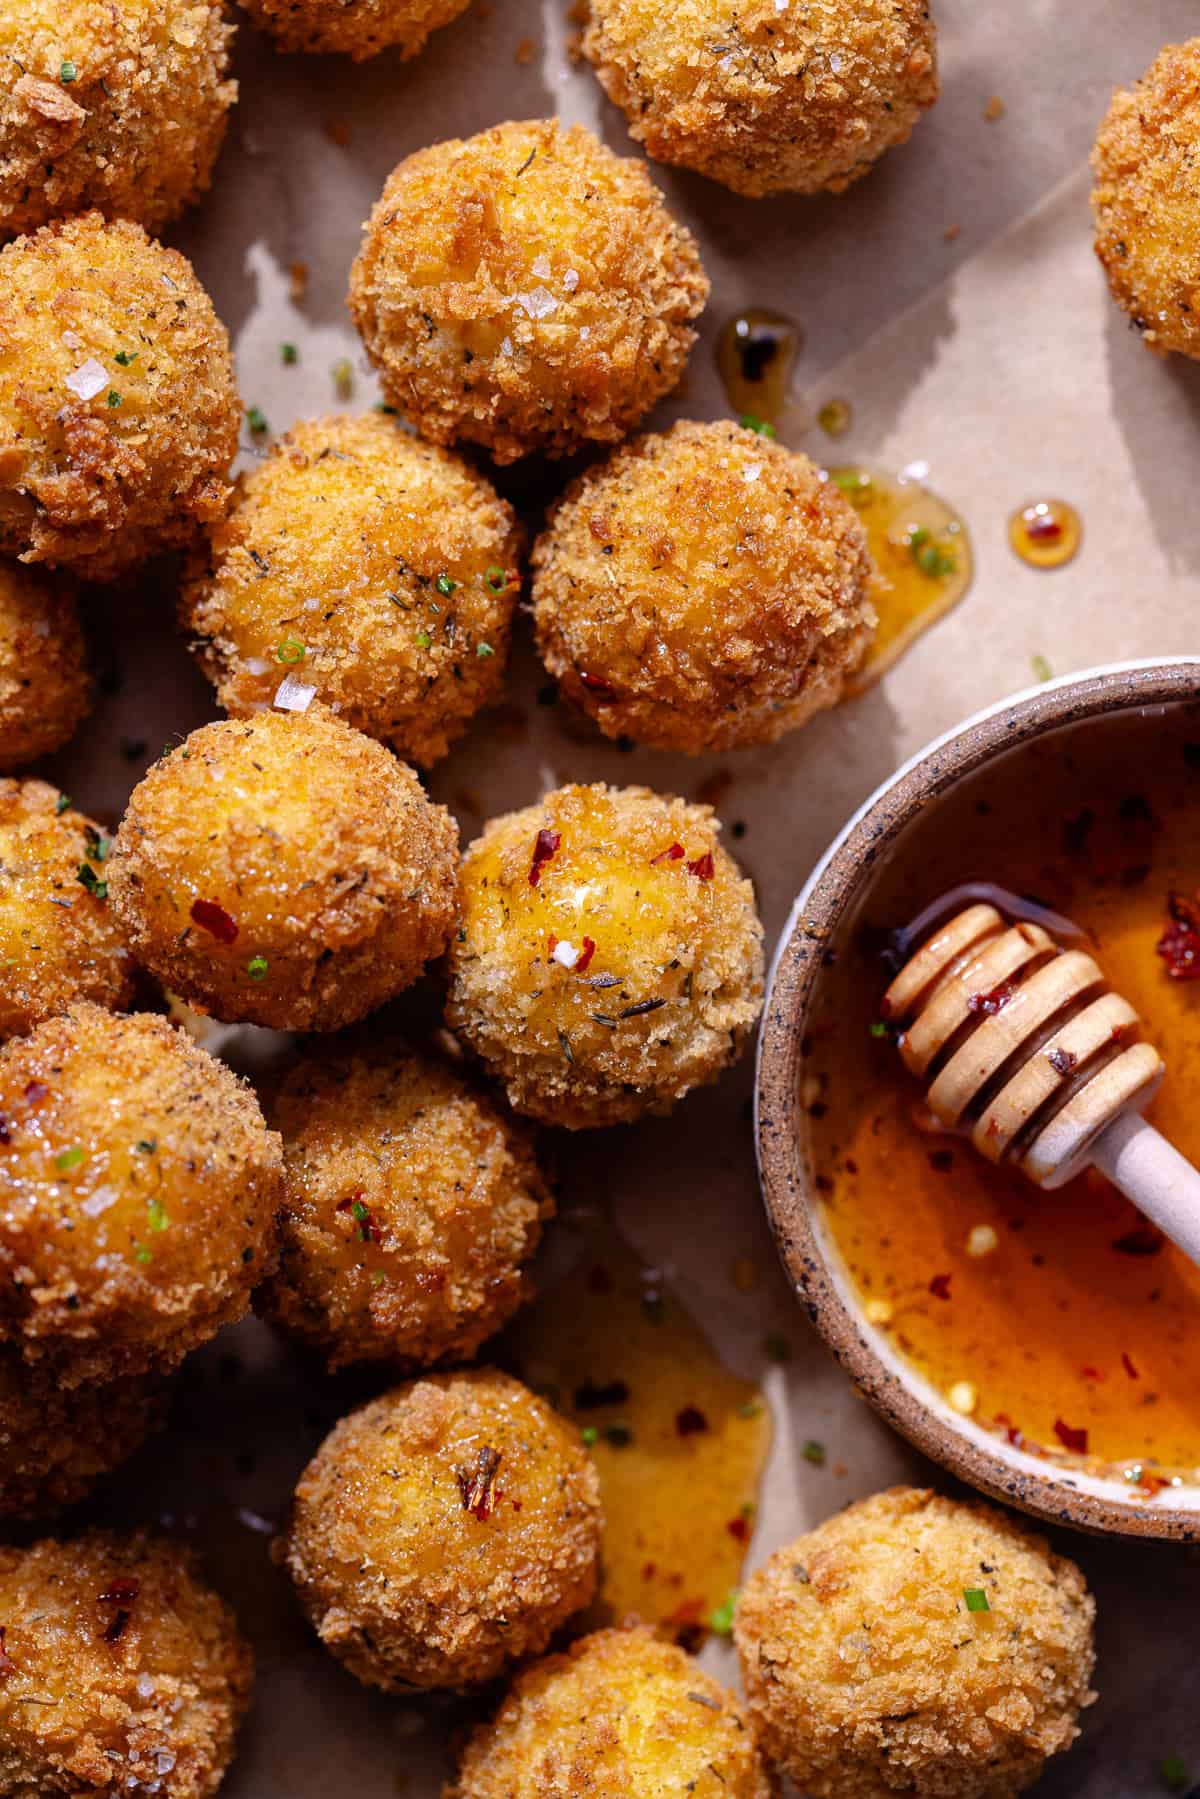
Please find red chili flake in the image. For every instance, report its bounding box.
[1025,512,1062,543]
[1079,1365,1103,1381]
[574,1377,630,1410]
[22,1081,47,1104]
[675,1405,709,1437]
[1112,1226,1164,1256]
[578,671,616,699]
[686,851,715,881]
[576,936,596,973]
[1157,891,1200,980]
[529,828,561,886]
[547,933,558,955]
[967,980,1014,1016]
[336,1191,381,1244]
[651,843,685,867]
[1047,1047,1077,1076]
[726,1515,749,1542]
[0,1626,14,1678]
[1121,1351,1140,1380]
[1135,1471,1170,1498]
[457,1446,502,1520]
[929,1272,953,1300]
[1053,1418,1089,1454]
[190,898,238,944]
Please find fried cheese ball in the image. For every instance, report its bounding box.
[447,1626,778,1798]
[0,562,91,767]
[281,1369,602,1690]
[108,711,460,1031]
[182,414,522,766]
[0,1348,169,1518]
[0,1003,283,1384]
[446,784,764,1128]
[1091,39,1200,359]
[0,213,239,580]
[240,0,471,59]
[733,1487,1097,1799]
[533,420,874,753]
[0,1529,253,1799]
[0,0,236,237]
[0,782,134,1039]
[348,119,709,464]
[581,0,938,197]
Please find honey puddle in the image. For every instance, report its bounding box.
[715,308,802,428]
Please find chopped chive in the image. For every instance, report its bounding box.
[331,357,353,400]
[55,793,72,814]
[60,59,77,81]
[280,342,298,365]
[246,955,269,981]
[435,573,458,597]
[114,350,138,367]
[415,629,432,649]
[476,641,495,659]
[1031,653,1053,683]
[246,405,269,435]
[484,565,508,593]
[869,1019,888,1038]
[581,1426,598,1447]
[802,1438,826,1466]
[739,414,776,438]
[147,1197,169,1232]
[136,1138,157,1154]
[77,864,107,898]
[134,1245,153,1265]
[709,1590,738,1636]
[107,390,121,408]
[55,1147,84,1172]
[276,638,305,664]
[963,1587,990,1613]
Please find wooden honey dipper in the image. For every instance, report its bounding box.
[881,888,1200,1267]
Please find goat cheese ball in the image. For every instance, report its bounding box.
[258,1039,553,1370]
[108,711,460,1031]
[182,413,522,767]
[348,118,709,464]
[239,0,471,59]
[0,0,236,237]
[0,1530,253,1799]
[280,1369,603,1691]
[0,1003,283,1384]
[0,213,239,580]
[581,0,938,197]
[445,784,764,1128]
[448,1626,778,1798]
[0,562,91,768]
[1092,39,1200,359]
[533,419,874,752]
[0,1348,169,1519]
[733,1487,1097,1799]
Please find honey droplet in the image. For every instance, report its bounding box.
[716,309,802,425]
[1008,499,1082,569]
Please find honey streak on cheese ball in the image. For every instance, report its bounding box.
[446,783,764,1128]
[182,414,522,767]
[0,562,91,768]
[108,711,460,1031]
[349,119,709,464]
[0,1348,168,1519]
[533,420,875,753]
[241,0,471,60]
[280,1369,602,1691]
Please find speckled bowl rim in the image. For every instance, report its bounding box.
[756,658,1200,1540]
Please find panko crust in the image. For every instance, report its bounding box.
[533,419,874,753]
[108,711,460,1031]
[348,119,709,464]
[581,0,938,197]
[257,1039,553,1370]
[446,1626,779,1798]
[1091,39,1200,359]
[445,783,764,1128]
[0,563,91,767]
[0,0,236,237]
[0,1529,253,1799]
[0,213,239,580]
[733,1487,1097,1799]
[280,1369,603,1691]
[0,1002,284,1384]
[240,0,471,60]
[181,413,523,767]
[0,1348,169,1519]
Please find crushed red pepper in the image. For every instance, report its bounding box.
[576,936,596,973]
[190,898,238,944]
[336,1192,381,1245]
[529,828,561,887]
[967,980,1015,1016]
[651,843,685,866]
[457,1446,502,1520]
[686,851,715,881]
[578,671,616,699]
[1122,1351,1140,1380]
[929,1272,953,1300]
[1053,1419,1089,1454]
[1157,891,1200,980]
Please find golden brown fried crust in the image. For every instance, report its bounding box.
[0,563,91,767]
[181,413,523,767]
[108,710,460,1031]
[533,419,874,753]
[733,1487,1097,1799]
[0,1348,169,1519]
[0,0,236,236]
[581,0,937,197]
[445,782,764,1128]
[241,0,470,59]
[446,1625,778,1797]
[348,119,709,463]
[0,1002,283,1384]
[1091,38,1200,359]
[280,1369,603,1691]
[0,213,239,580]
[257,1039,552,1370]
[0,1529,253,1799]
[0,780,133,1040]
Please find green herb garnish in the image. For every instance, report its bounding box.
[134,1245,153,1265]
[55,1147,84,1172]
[280,342,298,365]
[484,565,508,594]
[802,1439,826,1466]
[331,357,353,399]
[435,573,458,597]
[740,414,776,438]
[1031,653,1053,683]
[114,350,138,367]
[709,1590,739,1636]
[580,1426,598,1447]
[963,1587,990,1613]
[77,863,107,898]
[55,793,72,815]
[276,638,305,664]
[107,390,121,408]
[415,629,432,649]
[247,955,269,981]
[147,1198,169,1232]
[60,59,77,81]
[137,1138,157,1154]
[246,405,269,435]
[476,641,495,659]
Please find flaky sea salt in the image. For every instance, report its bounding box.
[65,358,107,402]
[531,253,551,279]
[516,287,558,320]
[562,268,580,293]
[273,674,316,712]
[552,940,581,969]
[743,463,763,483]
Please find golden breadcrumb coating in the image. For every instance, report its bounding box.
[0,213,239,580]
[280,1369,602,1691]
[1091,39,1200,359]
[581,0,938,197]
[0,1348,169,1518]
[182,413,522,767]
[258,1039,552,1370]
[0,0,236,237]
[348,119,709,464]
[446,1625,778,1798]
[533,419,874,752]
[108,711,460,1031]
[733,1487,1097,1799]
[0,1529,253,1799]
[0,563,91,768]
[0,1002,283,1384]
[445,783,764,1128]
[0,780,133,1040]
[240,0,470,59]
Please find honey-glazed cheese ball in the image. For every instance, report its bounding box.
[1092,39,1200,359]
[108,711,460,1031]
[0,1348,169,1518]
[445,784,764,1128]
[0,1530,253,1799]
[258,1041,553,1370]
[581,0,938,197]
[448,1626,779,1798]
[0,1003,283,1384]
[733,1487,1097,1799]
[240,0,470,60]
[280,1369,602,1690]
[0,213,239,580]
[0,562,91,767]
[182,413,522,767]
[348,119,709,464]
[0,0,236,237]
[533,420,875,753]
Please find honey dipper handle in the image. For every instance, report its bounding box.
[1092,1112,1200,1269]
